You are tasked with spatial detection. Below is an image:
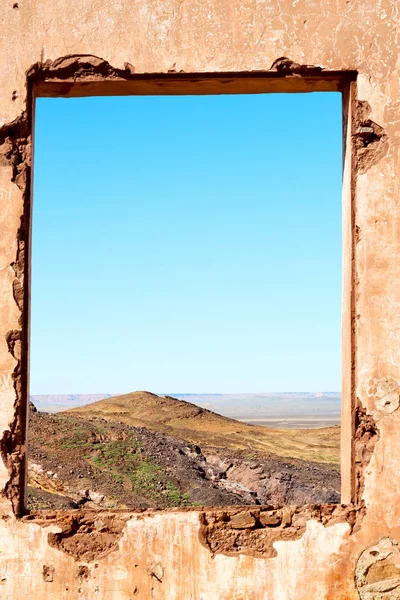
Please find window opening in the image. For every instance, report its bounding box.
[28,92,342,510]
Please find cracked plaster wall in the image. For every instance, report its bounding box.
[1,0,400,598]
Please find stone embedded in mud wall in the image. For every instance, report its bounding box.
[354,400,380,502]
[198,504,360,559]
[368,380,400,417]
[355,538,400,599]
[42,565,55,583]
[353,100,389,174]
[26,512,131,562]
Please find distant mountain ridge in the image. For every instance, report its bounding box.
[31,392,340,406]
[31,392,341,427]
[30,394,112,409]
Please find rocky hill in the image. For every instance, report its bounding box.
[27,393,340,510]
[69,391,340,464]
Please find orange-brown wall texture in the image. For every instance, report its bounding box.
[1,0,400,598]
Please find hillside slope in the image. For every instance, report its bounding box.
[69,391,340,464]
[28,409,340,510]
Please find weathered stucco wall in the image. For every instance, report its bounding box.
[1,0,400,598]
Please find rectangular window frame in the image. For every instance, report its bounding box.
[23,67,357,515]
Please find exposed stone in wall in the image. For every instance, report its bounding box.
[23,511,131,561]
[42,564,55,582]
[356,538,400,599]
[373,381,400,415]
[76,564,90,579]
[0,112,31,189]
[26,52,347,93]
[354,400,380,503]
[26,54,131,83]
[199,504,361,558]
[354,100,389,174]
[366,379,400,417]
[0,109,31,516]
[269,56,322,76]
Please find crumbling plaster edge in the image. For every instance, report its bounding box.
[0,53,390,563]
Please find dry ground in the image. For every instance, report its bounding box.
[28,406,340,510]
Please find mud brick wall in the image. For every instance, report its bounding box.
[1,1,400,598]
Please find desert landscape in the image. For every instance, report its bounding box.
[30,392,341,428]
[28,391,340,510]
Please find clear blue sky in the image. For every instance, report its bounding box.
[31,92,342,394]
